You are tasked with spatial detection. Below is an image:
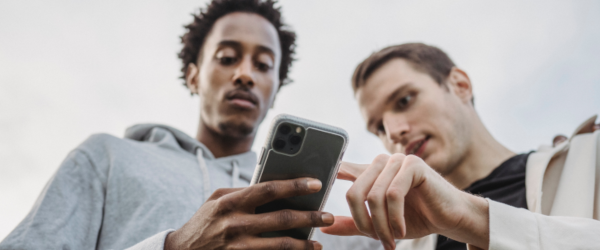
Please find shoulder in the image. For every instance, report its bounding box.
[73,132,197,172]
[69,133,156,174]
[77,133,139,156]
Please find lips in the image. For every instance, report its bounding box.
[405,136,430,157]
[225,89,258,109]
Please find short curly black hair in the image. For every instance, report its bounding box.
[178,0,296,92]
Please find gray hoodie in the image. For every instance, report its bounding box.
[0,124,381,250]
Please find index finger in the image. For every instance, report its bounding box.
[337,162,369,182]
[232,178,322,208]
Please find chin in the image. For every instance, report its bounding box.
[427,153,458,176]
[421,153,443,172]
[216,115,256,139]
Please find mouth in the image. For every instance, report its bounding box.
[405,135,430,157]
[225,89,258,109]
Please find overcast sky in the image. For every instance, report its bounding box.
[1,0,599,240]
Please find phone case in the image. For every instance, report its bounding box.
[251,114,349,240]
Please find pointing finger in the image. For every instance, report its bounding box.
[346,154,390,239]
[337,162,369,182]
[320,216,365,236]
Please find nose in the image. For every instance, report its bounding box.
[382,112,410,145]
[233,55,254,87]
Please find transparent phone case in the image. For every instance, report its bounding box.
[251,114,349,240]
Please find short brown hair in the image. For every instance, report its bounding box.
[352,43,455,92]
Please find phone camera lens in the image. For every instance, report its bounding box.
[279,125,291,135]
[274,139,286,149]
[289,135,302,145]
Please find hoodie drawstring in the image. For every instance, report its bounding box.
[232,160,240,188]
[196,148,211,202]
[197,149,244,201]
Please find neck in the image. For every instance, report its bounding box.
[444,113,515,190]
[196,121,255,159]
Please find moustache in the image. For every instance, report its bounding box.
[225,87,259,106]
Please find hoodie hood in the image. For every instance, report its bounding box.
[125,123,204,156]
[124,123,257,182]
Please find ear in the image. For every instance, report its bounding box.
[185,63,200,95]
[447,67,473,105]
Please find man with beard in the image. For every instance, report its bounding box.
[0,1,334,249]
[321,43,600,250]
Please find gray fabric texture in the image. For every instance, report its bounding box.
[0,124,381,250]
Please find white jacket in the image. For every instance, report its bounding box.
[397,115,600,250]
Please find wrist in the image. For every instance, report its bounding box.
[444,193,490,249]
[164,230,180,250]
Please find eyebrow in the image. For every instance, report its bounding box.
[255,45,275,57]
[217,40,275,57]
[384,83,413,106]
[217,40,242,50]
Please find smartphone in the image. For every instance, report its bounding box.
[250,114,348,240]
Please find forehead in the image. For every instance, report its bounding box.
[205,12,281,56]
[356,59,422,117]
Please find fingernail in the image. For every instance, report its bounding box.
[321,213,334,224]
[312,241,323,250]
[384,241,395,250]
[307,179,322,191]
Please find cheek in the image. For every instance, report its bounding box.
[200,64,232,98]
[425,110,465,170]
[256,74,278,102]
[411,100,455,162]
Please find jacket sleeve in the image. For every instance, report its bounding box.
[0,150,105,250]
[125,230,175,250]
[487,199,600,250]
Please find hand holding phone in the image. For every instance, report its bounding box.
[164,178,332,250]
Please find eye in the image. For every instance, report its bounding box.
[215,48,238,66]
[255,53,274,72]
[396,94,414,110]
[255,62,272,72]
[219,56,238,66]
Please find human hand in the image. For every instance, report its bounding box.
[165,178,333,250]
[323,154,490,250]
[553,117,599,146]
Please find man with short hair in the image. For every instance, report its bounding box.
[322,43,600,250]
[0,1,334,249]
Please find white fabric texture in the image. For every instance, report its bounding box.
[487,124,600,250]
[488,199,600,250]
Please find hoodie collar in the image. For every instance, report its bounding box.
[124,123,256,167]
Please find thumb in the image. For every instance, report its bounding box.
[337,162,369,182]
[320,216,366,236]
